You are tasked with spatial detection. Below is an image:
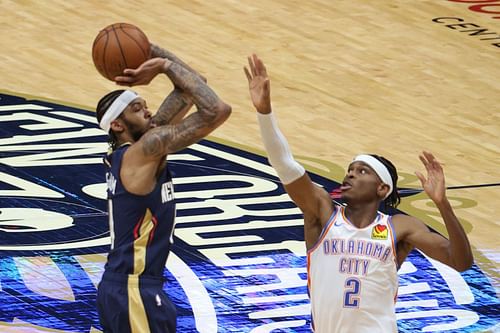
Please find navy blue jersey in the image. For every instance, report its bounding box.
[103,144,176,277]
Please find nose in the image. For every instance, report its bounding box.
[144,109,152,118]
[343,172,353,184]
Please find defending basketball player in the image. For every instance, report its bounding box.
[95,45,231,333]
[244,54,473,332]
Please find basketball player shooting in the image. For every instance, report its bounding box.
[244,54,473,333]
[94,44,231,333]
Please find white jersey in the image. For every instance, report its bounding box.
[307,206,398,333]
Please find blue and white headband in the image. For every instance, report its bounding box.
[99,90,138,132]
[353,154,394,199]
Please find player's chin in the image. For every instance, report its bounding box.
[340,191,354,202]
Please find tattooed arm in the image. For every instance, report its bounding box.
[150,44,206,82]
[117,44,206,127]
[152,89,192,126]
[150,43,208,126]
[118,57,231,195]
[116,58,230,137]
[141,60,231,156]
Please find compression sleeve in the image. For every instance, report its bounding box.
[257,112,306,185]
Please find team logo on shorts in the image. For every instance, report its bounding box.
[0,92,498,332]
[371,224,388,240]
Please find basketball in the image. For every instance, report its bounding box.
[92,23,151,81]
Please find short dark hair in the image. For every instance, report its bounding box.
[371,154,400,209]
[96,89,126,150]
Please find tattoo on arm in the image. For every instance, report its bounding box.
[150,44,205,81]
[142,128,169,157]
[165,63,219,118]
[140,49,231,158]
[152,89,192,126]
[151,44,182,64]
[142,112,216,157]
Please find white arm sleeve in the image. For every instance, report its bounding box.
[257,112,306,185]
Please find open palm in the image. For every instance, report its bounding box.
[244,54,271,114]
[415,151,446,204]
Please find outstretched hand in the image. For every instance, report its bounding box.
[115,57,172,86]
[415,151,446,204]
[244,54,271,114]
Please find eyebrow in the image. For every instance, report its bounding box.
[129,100,146,109]
[348,162,374,172]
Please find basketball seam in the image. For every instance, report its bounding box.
[92,28,107,47]
[118,24,149,59]
[92,30,109,79]
[102,32,111,80]
[93,23,149,81]
[112,24,128,70]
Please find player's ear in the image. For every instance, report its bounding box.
[110,119,124,133]
[377,183,390,200]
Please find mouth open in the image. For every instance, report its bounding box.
[340,182,352,192]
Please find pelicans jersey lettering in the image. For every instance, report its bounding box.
[103,143,176,276]
[307,206,398,333]
[97,144,177,333]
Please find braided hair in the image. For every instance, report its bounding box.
[96,89,126,150]
[371,154,400,209]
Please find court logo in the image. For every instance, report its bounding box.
[448,0,500,20]
[433,1,500,48]
[0,93,498,332]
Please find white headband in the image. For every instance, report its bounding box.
[99,90,139,132]
[353,154,394,199]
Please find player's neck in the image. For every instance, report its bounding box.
[344,203,379,228]
[116,133,136,146]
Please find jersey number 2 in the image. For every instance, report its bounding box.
[343,277,361,308]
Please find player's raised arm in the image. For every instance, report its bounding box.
[148,44,212,126]
[150,43,206,83]
[244,54,334,246]
[120,58,230,160]
[395,152,473,271]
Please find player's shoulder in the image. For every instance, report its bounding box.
[391,213,411,222]
[391,213,429,238]
[108,142,131,160]
[113,142,132,153]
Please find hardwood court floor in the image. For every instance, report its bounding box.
[0,1,499,332]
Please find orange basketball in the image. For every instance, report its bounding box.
[92,23,151,81]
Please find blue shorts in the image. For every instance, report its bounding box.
[97,272,176,333]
